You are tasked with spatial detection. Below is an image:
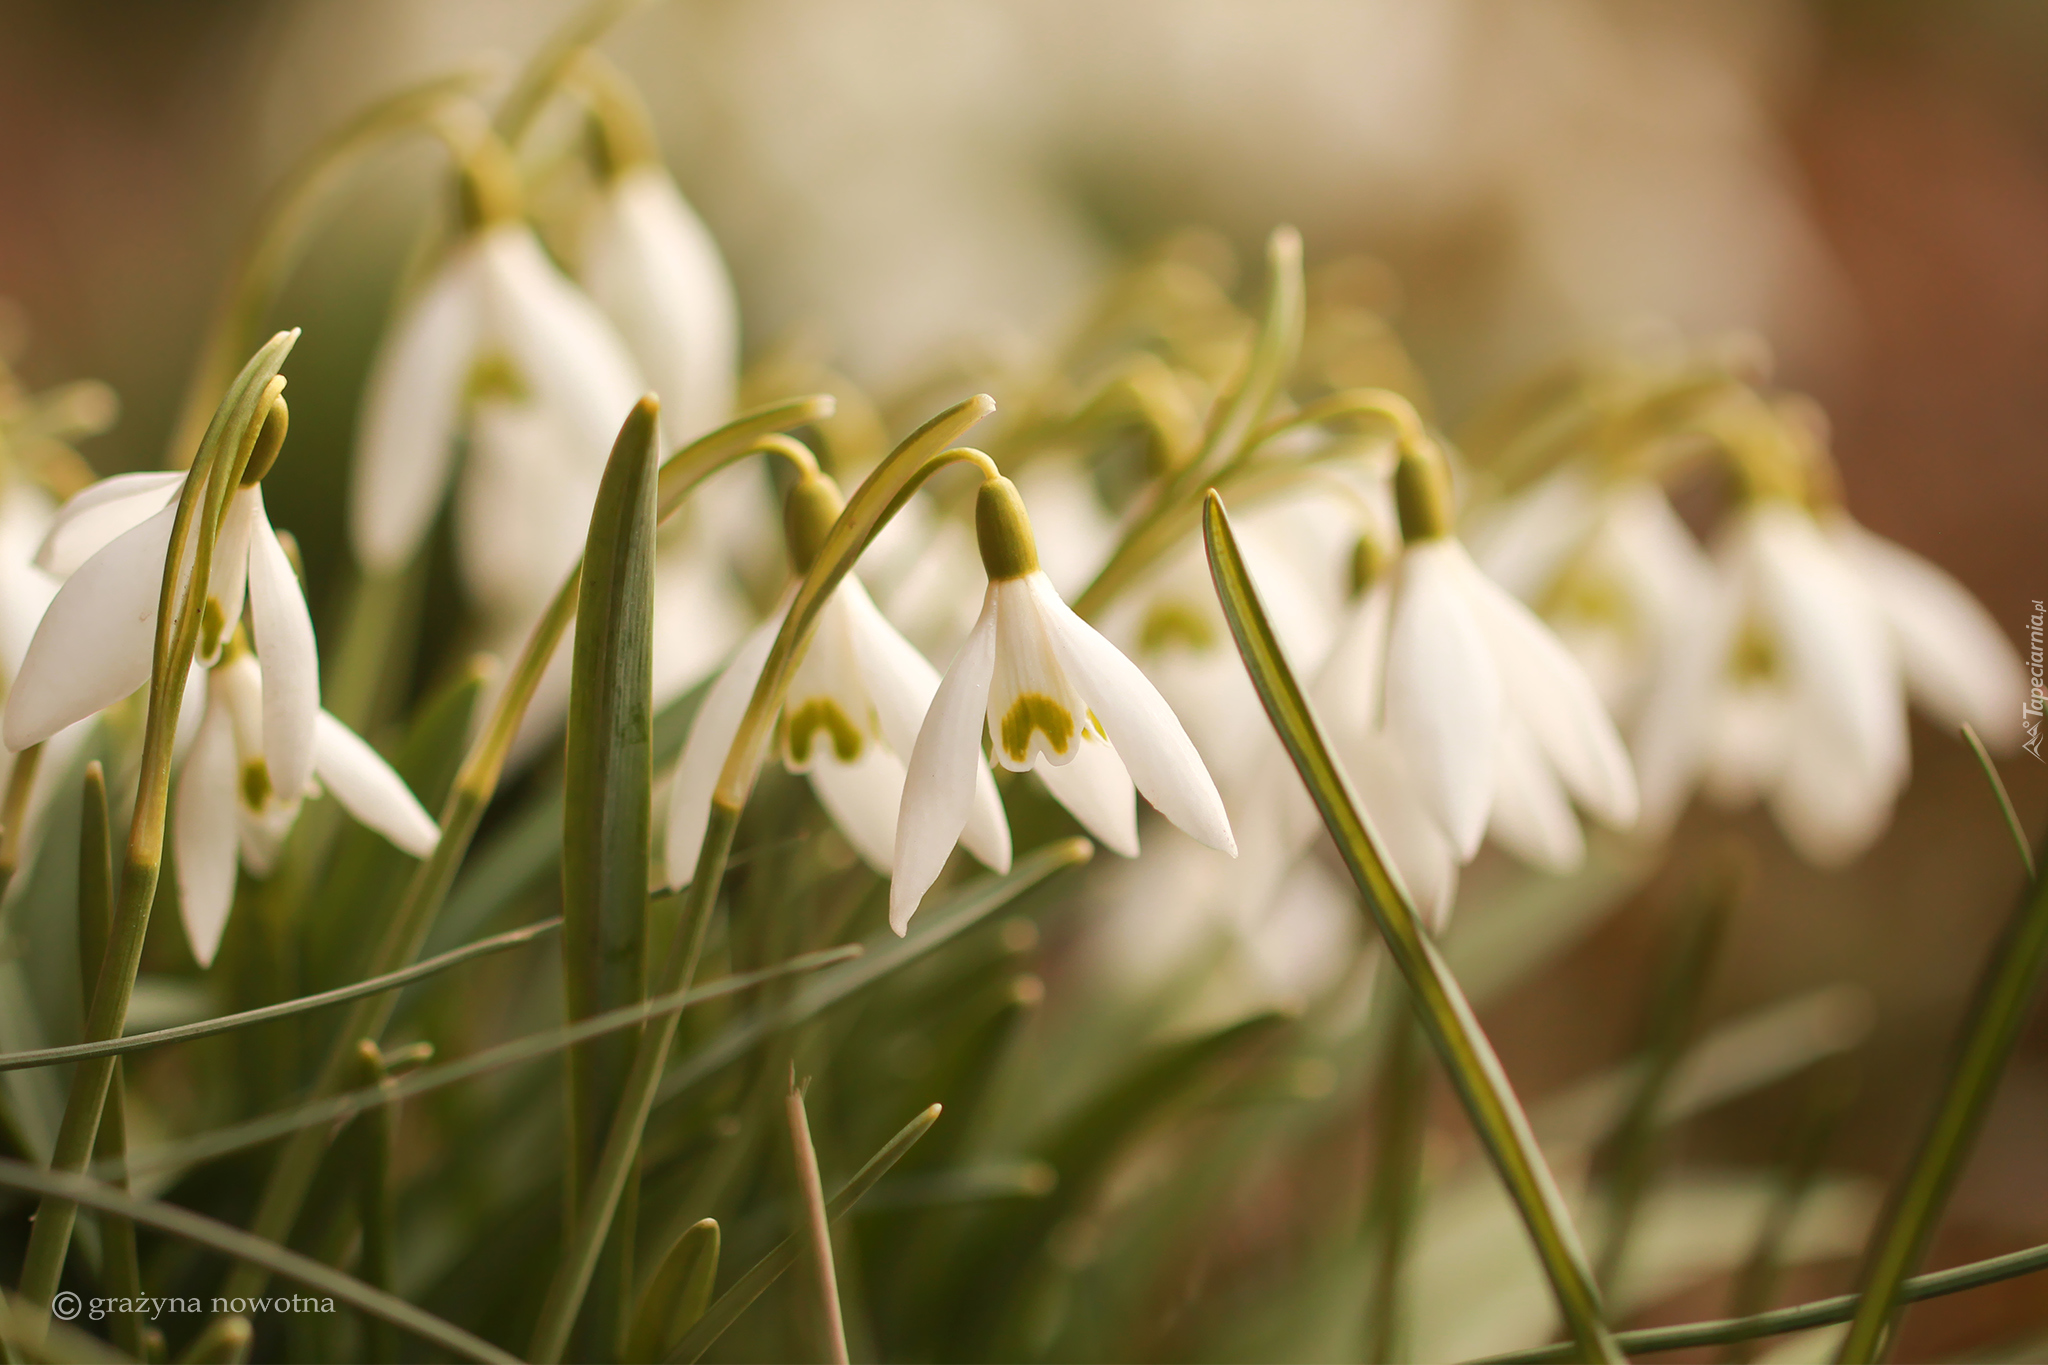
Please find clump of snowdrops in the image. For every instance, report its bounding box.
[0,15,2040,1365]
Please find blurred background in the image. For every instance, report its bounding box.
[1,1,2045,1356]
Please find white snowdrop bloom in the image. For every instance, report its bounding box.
[582,163,740,446]
[1376,458,1640,869]
[1632,497,2017,865]
[667,467,1009,888]
[664,574,1012,889]
[893,476,1235,934]
[5,470,299,752]
[174,641,440,967]
[349,218,642,619]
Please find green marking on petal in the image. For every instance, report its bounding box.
[1001,693,1075,763]
[1542,566,1634,633]
[1728,616,1777,683]
[1138,599,1216,654]
[240,760,272,812]
[786,699,864,765]
[464,351,529,405]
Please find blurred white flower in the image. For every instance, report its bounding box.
[1380,520,1640,870]
[665,575,1010,889]
[893,477,1235,934]
[1634,499,2024,864]
[349,220,643,622]
[175,643,438,967]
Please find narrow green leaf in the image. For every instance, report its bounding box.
[1962,723,2035,880]
[1203,490,1621,1364]
[0,1158,517,1364]
[1837,834,2048,1361]
[0,1290,132,1363]
[668,1104,943,1363]
[0,920,559,1073]
[1467,1237,2048,1365]
[175,1314,253,1364]
[625,1218,719,1364]
[562,391,659,1214]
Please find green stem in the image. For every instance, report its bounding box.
[215,396,832,1304]
[0,742,43,915]
[1961,723,2035,880]
[347,1043,399,1365]
[1205,491,1620,1363]
[17,332,297,1312]
[1836,835,2048,1362]
[76,765,144,1361]
[1364,1003,1427,1365]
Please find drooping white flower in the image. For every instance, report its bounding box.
[581,163,740,446]
[664,576,1011,888]
[1375,458,1640,870]
[174,643,438,966]
[349,218,643,621]
[893,477,1235,934]
[0,467,440,964]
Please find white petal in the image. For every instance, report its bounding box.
[1383,541,1501,859]
[841,575,1011,874]
[457,400,603,622]
[581,166,739,442]
[1453,549,1639,828]
[1487,718,1587,873]
[478,224,644,461]
[248,503,320,802]
[1770,715,1898,866]
[351,245,483,572]
[4,497,176,750]
[36,471,185,576]
[1465,462,1602,602]
[196,490,257,663]
[1036,735,1140,857]
[808,745,906,873]
[311,711,438,857]
[1310,583,1393,736]
[664,610,783,888]
[173,696,240,968]
[1834,517,2027,747]
[1631,576,1736,839]
[985,576,1092,770]
[891,589,999,934]
[782,588,875,771]
[1339,732,1461,931]
[1035,574,1236,855]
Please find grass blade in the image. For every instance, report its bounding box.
[0,920,559,1072]
[0,1157,516,1364]
[1836,833,2048,1360]
[1962,723,2034,880]
[1203,490,1621,1363]
[668,1103,943,1363]
[785,1073,850,1364]
[625,1219,719,1364]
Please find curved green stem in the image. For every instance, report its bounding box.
[17,331,297,1314]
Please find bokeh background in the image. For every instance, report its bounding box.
[2,1,2045,1356]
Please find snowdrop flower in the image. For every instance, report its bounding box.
[350,163,642,623]
[175,636,439,966]
[1634,496,2023,864]
[1,455,439,965]
[1376,454,1640,872]
[666,473,1010,887]
[892,476,1236,934]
